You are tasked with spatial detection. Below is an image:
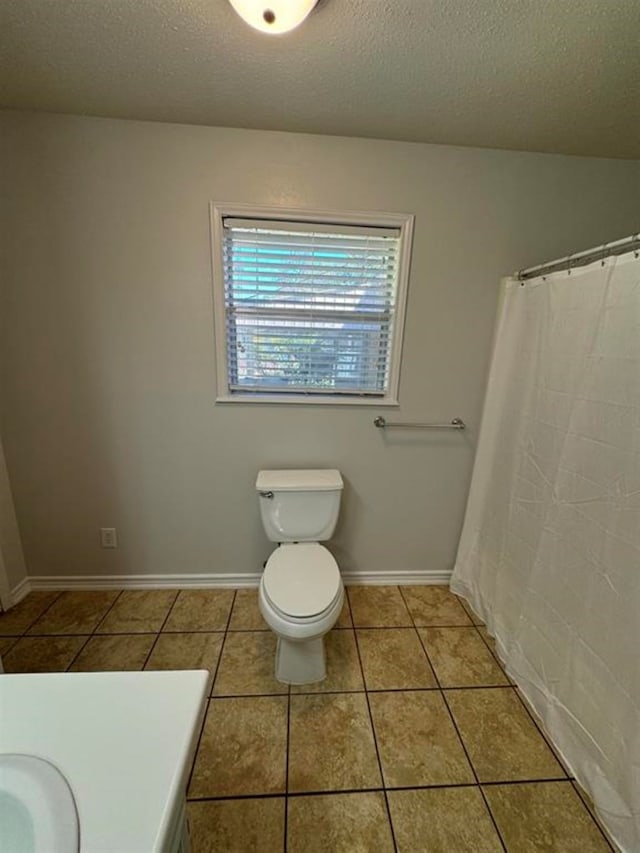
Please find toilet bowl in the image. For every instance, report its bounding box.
[256,469,344,685]
[258,543,344,684]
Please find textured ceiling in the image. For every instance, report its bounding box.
[1,0,639,158]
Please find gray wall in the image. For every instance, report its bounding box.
[0,435,27,595]
[1,110,639,582]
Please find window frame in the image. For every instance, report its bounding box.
[210,202,414,406]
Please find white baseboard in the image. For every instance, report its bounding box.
[19,573,262,592]
[16,568,451,594]
[342,570,452,585]
[10,577,31,605]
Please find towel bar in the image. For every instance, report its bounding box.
[373,416,465,430]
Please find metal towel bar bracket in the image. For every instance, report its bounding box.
[374,416,466,430]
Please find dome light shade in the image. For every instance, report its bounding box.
[228,0,318,34]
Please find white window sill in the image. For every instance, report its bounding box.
[215,394,400,407]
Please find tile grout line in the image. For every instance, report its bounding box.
[188,788,380,804]
[284,587,295,853]
[185,590,238,797]
[347,587,399,853]
[464,776,572,788]
[284,681,291,853]
[22,590,65,634]
[439,683,516,692]
[187,784,468,803]
[508,682,575,779]
[65,590,126,672]
[186,775,590,803]
[191,683,531,701]
[471,623,510,673]
[334,622,483,631]
[470,618,576,783]
[32,627,241,640]
[468,617,579,786]
[160,627,247,635]
[0,636,19,656]
[207,690,288,702]
[471,622,520,688]
[508,687,617,848]
[91,589,126,634]
[226,628,270,633]
[570,781,616,852]
[210,591,239,691]
[1,590,65,652]
[28,624,212,640]
[140,589,182,670]
[509,685,573,778]
[398,585,509,853]
[454,602,607,845]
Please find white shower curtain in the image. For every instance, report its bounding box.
[451,248,640,852]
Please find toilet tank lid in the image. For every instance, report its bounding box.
[256,469,343,492]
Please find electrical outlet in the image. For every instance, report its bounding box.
[100,527,117,548]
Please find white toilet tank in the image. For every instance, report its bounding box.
[256,469,343,542]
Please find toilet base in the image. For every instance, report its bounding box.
[275,636,326,685]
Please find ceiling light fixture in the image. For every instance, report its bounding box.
[228,0,318,34]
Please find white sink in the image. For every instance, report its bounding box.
[1,671,208,851]
[0,754,79,853]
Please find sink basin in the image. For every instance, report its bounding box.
[0,754,79,852]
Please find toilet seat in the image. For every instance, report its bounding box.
[263,543,341,619]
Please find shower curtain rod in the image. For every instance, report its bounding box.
[517,232,640,281]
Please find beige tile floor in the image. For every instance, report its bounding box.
[0,586,613,853]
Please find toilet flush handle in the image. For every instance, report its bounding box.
[259,491,274,499]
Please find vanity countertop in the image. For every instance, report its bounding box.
[0,670,209,852]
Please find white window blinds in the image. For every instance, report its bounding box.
[221,217,402,397]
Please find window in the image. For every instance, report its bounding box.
[211,204,414,404]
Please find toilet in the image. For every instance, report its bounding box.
[256,469,344,685]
